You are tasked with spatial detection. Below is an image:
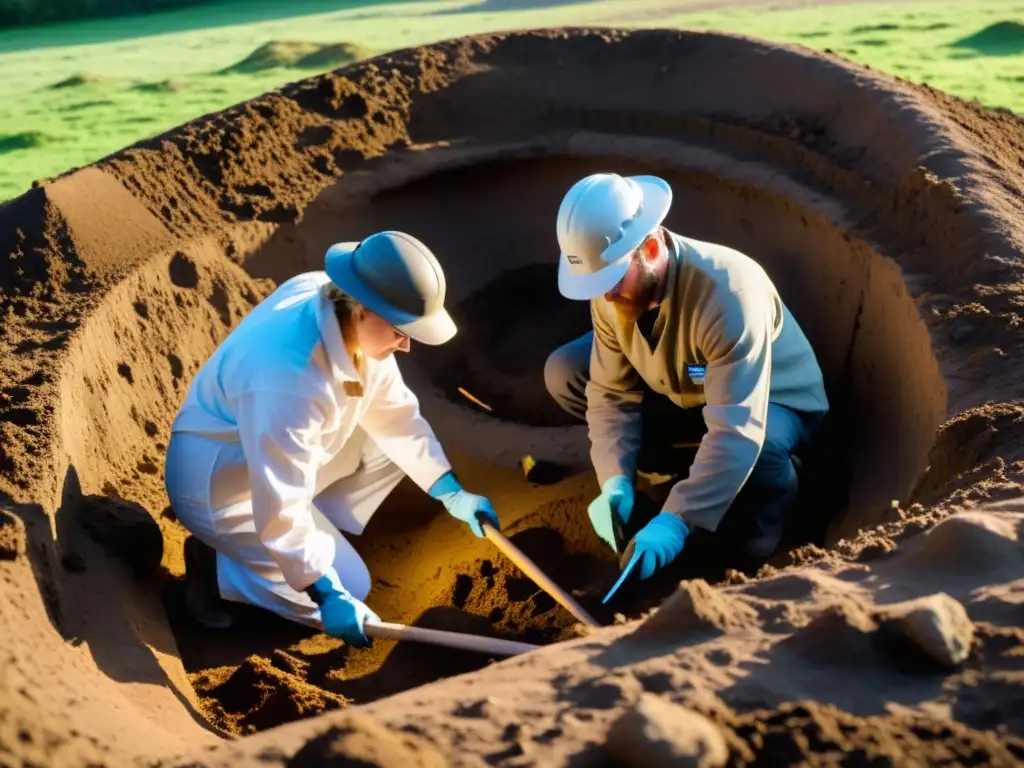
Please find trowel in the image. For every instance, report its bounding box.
[601,542,643,605]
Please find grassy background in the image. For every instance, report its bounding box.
[0,0,1019,202]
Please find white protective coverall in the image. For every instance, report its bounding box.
[164,271,452,627]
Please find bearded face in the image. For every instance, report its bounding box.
[606,244,664,325]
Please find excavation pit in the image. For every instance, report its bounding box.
[147,150,946,733]
[3,26,1021,767]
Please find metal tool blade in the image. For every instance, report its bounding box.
[602,548,642,604]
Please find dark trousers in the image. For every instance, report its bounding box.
[543,331,822,557]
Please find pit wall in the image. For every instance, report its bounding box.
[0,27,1017,766]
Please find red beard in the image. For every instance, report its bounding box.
[610,258,661,325]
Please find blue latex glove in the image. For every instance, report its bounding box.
[428,471,500,537]
[306,573,379,648]
[629,512,690,580]
[588,474,635,553]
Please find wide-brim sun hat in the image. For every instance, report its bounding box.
[324,230,457,345]
[556,173,673,301]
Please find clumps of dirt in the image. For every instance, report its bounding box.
[633,579,759,641]
[181,541,606,737]
[780,599,882,665]
[451,527,611,643]
[219,40,372,75]
[726,701,1024,765]
[192,654,351,735]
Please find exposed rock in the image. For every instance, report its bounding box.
[605,693,728,767]
[878,593,975,667]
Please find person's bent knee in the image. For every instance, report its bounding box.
[749,439,798,492]
[543,346,574,401]
[335,559,372,602]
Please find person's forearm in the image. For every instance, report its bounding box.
[586,395,643,484]
[660,406,764,531]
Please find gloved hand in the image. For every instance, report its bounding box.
[306,573,379,648]
[428,471,500,537]
[625,512,690,580]
[588,474,635,553]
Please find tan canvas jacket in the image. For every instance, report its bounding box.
[586,231,829,532]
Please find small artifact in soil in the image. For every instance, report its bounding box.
[878,593,975,668]
[520,455,572,485]
[605,693,728,767]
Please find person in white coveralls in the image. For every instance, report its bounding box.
[164,231,499,647]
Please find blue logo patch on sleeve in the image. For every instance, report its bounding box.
[687,364,706,385]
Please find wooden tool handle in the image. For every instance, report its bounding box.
[364,620,539,656]
[481,523,601,628]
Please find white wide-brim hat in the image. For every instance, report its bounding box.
[325,231,457,346]
[557,174,673,301]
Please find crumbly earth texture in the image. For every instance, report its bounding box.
[2,24,1024,768]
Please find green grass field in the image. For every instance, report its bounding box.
[0,0,1019,202]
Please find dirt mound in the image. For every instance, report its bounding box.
[219,40,372,75]
[953,21,1024,54]
[633,578,759,640]
[780,599,882,664]
[132,79,188,93]
[48,72,110,89]
[2,25,1024,768]
[728,701,1024,765]
[295,42,373,70]
[194,654,350,734]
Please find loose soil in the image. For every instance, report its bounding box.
[2,25,1024,768]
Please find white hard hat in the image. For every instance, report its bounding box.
[556,173,672,300]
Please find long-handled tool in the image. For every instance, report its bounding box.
[364,620,538,657]
[479,519,602,628]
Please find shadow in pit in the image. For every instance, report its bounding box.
[3,466,216,734]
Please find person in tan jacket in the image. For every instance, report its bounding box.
[544,172,829,585]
